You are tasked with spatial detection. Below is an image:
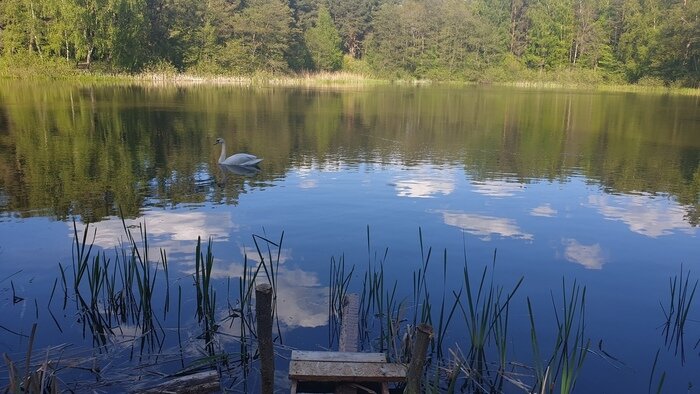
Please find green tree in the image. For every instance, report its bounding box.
[571,0,609,68]
[656,0,700,85]
[0,0,58,56]
[367,0,494,80]
[305,5,342,71]
[616,0,661,81]
[231,0,295,72]
[187,0,236,70]
[109,0,149,71]
[327,0,377,57]
[365,1,429,76]
[525,0,575,69]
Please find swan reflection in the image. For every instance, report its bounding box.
[219,163,261,177]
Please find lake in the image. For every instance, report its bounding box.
[0,81,698,392]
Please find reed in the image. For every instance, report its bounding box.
[2,323,59,394]
[528,279,590,394]
[556,280,589,394]
[61,219,169,353]
[454,249,523,392]
[648,349,666,394]
[4,220,293,392]
[251,232,284,342]
[194,236,217,355]
[328,254,355,348]
[71,219,96,292]
[661,266,697,363]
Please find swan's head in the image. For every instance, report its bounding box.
[214,137,224,145]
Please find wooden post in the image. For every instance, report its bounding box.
[256,283,274,394]
[404,324,432,394]
[338,294,359,352]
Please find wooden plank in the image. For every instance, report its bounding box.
[289,361,407,382]
[292,351,386,363]
[339,294,359,352]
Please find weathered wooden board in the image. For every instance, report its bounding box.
[339,294,359,352]
[289,360,407,382]
[292,350,386,363]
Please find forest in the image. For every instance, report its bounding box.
[0,0,699,86]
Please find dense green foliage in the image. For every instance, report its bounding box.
[0,0,698,85]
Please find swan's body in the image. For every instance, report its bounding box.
[214,137,262,166]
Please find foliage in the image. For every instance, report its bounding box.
[1,0,700,85]
[305,5,343,71]
[0,52,78,79]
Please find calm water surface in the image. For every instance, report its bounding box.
[0,82,699,392]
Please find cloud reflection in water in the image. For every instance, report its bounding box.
[588,194,696,238]
[439,210,534,241]
[471,179,525,197]
[394,168,456,198]
[562,239,605,270]
[531,204,558,217]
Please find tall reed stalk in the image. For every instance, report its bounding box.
[528,278,589,394]
[661,266,697,363]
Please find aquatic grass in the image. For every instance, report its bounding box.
[2,323,59,394]
[413,228,433,328]
[359,248,390,352]
[328,254,355,348]
[555,280,589,394]
[251,232,284,343]
[10,281,23,304]
[435,248,461,361]
[648,349,666,394]
[6,221,289,392]
[193,237,217,355]
[660,266,697,363]
[528,279,590,394]
[353,229,533,393]
[454,249,523,392]
[16,223,691,392]
[61,219,169,353]
[161,249,170,320]
[71,219,95,292]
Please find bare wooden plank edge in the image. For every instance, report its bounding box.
[291,350,387,363]
[289,361,407,382]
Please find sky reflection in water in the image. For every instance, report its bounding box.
[0,84,698,392]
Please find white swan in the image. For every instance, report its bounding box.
[214,137,262,166]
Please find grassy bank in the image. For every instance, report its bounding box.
[4,53,700,95]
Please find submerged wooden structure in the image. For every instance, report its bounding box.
[288,294,408,394]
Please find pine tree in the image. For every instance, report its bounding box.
[305,5,342,71]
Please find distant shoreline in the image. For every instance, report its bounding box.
[2,66,699,96]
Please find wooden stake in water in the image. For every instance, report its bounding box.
[256,283,274,393]
[338,294,359,352]
[405,323,433,394]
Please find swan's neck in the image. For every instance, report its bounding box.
[218,142,227,163]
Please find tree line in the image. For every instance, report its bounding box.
[0,0,698,86]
